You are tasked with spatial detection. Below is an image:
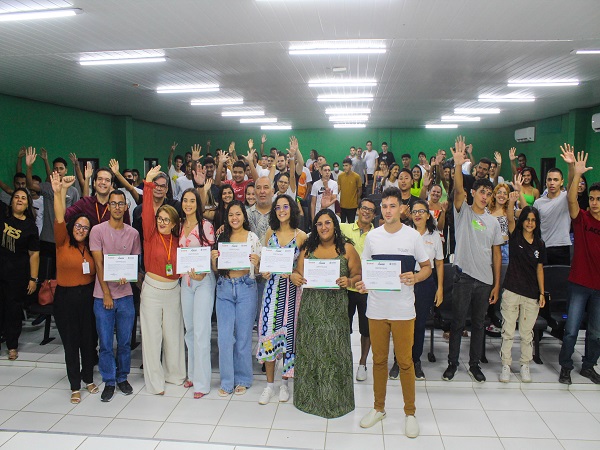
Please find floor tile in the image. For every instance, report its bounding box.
[272,403,327,432]
[434,409,496,437]
[0,431,16,446]
[139,382,188,398]
[326,406,382,435]
[571,390,600,413]
[486,410,553,438]
[116,395,181,422]
[77,436,160,450]
[539,412,600,440]
[384,434,444,449]
[228,383,288,404]
[324,431,384,449]
[155,443,233,450]
[427,387,483,410]
[501,437,564,449]
[0,366,32,385]
[441,436,504,450]
[50,414,112,434]
[0,411,63,431]
[0,431,85,450]
[21,388,80,414]
[69,388,133,418]
[0,386,46,411]
[560,440,600,450]
[10,368,66,388]
[101,418,163,439]
[266,429,326,449]
[382,407,439,436]
[0,410,17,425]
[153,422,214,441]
[166,398,228,425]
[218,401,277,428]
[475,387,534,411]
[209,425,269,446]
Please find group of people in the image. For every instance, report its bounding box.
[0,133,598,439]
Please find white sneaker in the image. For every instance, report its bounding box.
[258,386,274,405]
[499,364,511,383]
[279,385,290,402]
[360,408,386,428]
[356,365,367,381]
[405,415,420,438]
[520,364,532,383]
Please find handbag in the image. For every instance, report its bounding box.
[38,279,58,306]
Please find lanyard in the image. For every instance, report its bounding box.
[77,245,86,261]
[96,202,109,224]
[159,233,173,263]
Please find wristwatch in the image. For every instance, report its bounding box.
[30,277,39,283]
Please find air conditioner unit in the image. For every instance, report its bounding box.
[592,113,600,132]
[515,126,535,143]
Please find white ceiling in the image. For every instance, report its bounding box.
[1,0,599,131]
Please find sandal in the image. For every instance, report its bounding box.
[234,385,247,395]
[70,391,81,404]
[86,383,99,394]
[183,380,194,389]
[218,388,231,397]
[8,349,18,361]
[193,392,205,399]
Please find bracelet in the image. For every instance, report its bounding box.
[30,277,38,283]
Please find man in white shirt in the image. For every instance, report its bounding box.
[310,164,338,221]
[167,142,185,194]
[174,160,195,201]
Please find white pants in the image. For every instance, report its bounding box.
[140,276,186,394]
[500,289,540,366]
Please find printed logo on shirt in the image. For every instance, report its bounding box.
[534,250,539,259]
[471,219,487,231]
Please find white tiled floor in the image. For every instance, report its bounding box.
[0,320,599,449]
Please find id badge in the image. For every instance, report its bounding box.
[82,261,91,274]
[166,263,173,276]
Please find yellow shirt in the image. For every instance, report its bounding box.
[337,171,362,209]
[340,221,374,292]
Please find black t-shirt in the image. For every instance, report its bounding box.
[311,170,321,184]
[462,174,475,205]
[379,151,396,167]
[400,194,421,225]
[0,208,40,280]
[503,231,546,299]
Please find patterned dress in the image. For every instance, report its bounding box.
[294,253,355,419]
[256,231,301,377]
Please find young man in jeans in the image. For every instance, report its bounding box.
[443,137,503,383]
[90,190,142,401]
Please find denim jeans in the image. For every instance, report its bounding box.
[413,274,437,363]
[448,271,492,366]
[500,243,509,264]
[216,274,257,392]
[94,295,135,386]
[559,282,600,371]
[181,272,216,394]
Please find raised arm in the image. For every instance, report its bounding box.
[494,151,502,179]
[52,173,75,224]
[287,137,299,193]
[110,159,140,203]
[69,153,85,190]
[244,141,259,182]
[25,147,37,190]
[568,151,592,220]
[451,136,468,212]
[0,179,12,195]
[509,147,518,177]
[436,201,447,232]
[39,148,52,182]
[560,143,576,190]
[293,137,305,176]
[16,147,26,173]
[507,190,519,235]
[214,151,227,186]
[168,142,178,169]
[142,165,163,238]
[260,134,266,158]
[83,162,93,197]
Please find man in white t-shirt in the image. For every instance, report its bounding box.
[356,187,430,437]
[167,143,185,194]
[174,160,195,201]
[310,163,338,221]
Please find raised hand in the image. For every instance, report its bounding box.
[245,147,256,162]
[192,165,207,186]
[18,146,26,158]
[50,171,62,193]
[435,150,445,165]
[85,162,94,179]
[560,143,576,165]
[62,175,76,189]
[228,142,235,153]
[261,134,267,144]
[248,139,254,149]
[513,173,523,191]
[203,177,213,194]
[441,201,449,212]
[25,147,37,167]
[289,136,299,155]
[508,190,520,204]
[451,136,467,166]
[191,144,202,161]
[206,139,211,147]
[145,165,162,183]
[171,141,178,152]
[69,152,78,165]
[218,150,228,166]
[494,151,502,165]
[109,158,120,174]
[422,170,431,187]
[465,143,473,155]
[574,151,592,175]
[508,147,517,161]
[40,148,48,161]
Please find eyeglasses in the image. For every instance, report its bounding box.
[156,216,171,224]
[275,204,290,212]
[109,201,127,208]
[360,206,375,214]
[411,209,428,216]
[315,220,333,228]
[73,223,90,232]
[154,183,168,190]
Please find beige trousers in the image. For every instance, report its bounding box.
[500,289,540,366]
[140,276,186,394]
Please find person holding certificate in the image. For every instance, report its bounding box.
[140,166,186,395]
[211,200,262,396]
[179,188,216,399]
[256,195,307,405]
[292,209,361,418]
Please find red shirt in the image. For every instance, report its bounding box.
[66,195,131,227]
[223,179,253,203]
[569,209,600,290]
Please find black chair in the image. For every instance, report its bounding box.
[27,303,55,345]
[540,265,572,341]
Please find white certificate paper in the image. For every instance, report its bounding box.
[104,254,138,282]
[362,260,402,291]
[259,247,295,274]
[304,259,340,289]
[177,247,211,274]
[218,243,251,270]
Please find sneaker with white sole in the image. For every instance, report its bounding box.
[520,364,532,383]
[258,386,274,405]
[405,415,420,438]
[499,364,511,383]
[356,365,367,381]
[360,408,386,428]
[279,385,290,402]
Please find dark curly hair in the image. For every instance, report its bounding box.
[301,209,350,256]
[8,188,35,220]
[66,213,92,249]
[269,195,300,231]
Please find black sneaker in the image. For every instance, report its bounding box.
[580,368,600,384]
[117,380,134,395]
[442,363,457,381]
[468,365,486,383]
[559,367,572,385]
[101,385,115,402]
[414,361,425,380]
[388,361,400,380]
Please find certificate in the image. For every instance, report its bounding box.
[218,243,251,270]
[304,259,340,289]
[362,260,402,291]
[259,247,294,274]
[177,247,211,274]
[104,254,138,282]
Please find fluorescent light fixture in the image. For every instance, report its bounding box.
[191,98,243,106]
[318,94,373,102]
[334,124,367,129]
[289,40,386,55]
[221,110,265,117]
[325,107,371,115]
[0,7,82,22]
[507,79,579,87]
[426,124,459,129]
[309,79,377,88]
[478,95,535,102]
[441,116,481,122]
[454,108,501,115]
[329,115,369,122]
[157,85,219,94]
[576,49,600,55]
[261,125,292,130]
[80,57,166,66]
[240,117,278,124]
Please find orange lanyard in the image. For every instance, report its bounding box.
[96,202,109,224]
[159,233,173,263]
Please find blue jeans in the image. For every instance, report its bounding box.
[500,243,509,264]
[559,282,600,371]
[216,274,257,392]
[94,295,135,386]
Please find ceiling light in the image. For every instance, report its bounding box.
[318,94,374,102]
[334,124,367,129]
[478,95,535,102]
[325,107,371,115]
[441,116,481,122]
[575,49,600,55]
[507,79,579,87]
[329,115,369,122]
[426,124,459,129]
[221,110,265,117]
[157,85,219,94]
[289,40,386,55]
[80,57,166,66]
[261,125,292,130]
[454,108,501,115]
[309,79,377,88]
[191,98,243,106]
[0,7,82,22]
[240,117,278,123]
